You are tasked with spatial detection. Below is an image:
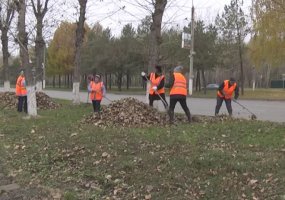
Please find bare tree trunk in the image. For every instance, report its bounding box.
[16,0,37,116]
[201,68,207,94]
[117,72,122,91]
[1,29,10,91]
[67,74,70,88]
[126,70,130,90]
[109,73,112,90]
[59,74,61,88]
[266,64,271,88]
[195,70,200,91]
[0,0,15,91]
[53,75,55,88]
[31,0,49,91]
[73,0,87,104]
[146,0,167,103]
[235,0,244,95]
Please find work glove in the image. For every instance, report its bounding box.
[141,72,146,77]
[152,86,158,91]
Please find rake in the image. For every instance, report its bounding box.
[233,99,257,120]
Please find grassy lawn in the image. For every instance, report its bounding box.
[0,101,284,199]
[192,88,285,101]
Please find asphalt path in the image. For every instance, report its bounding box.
[1,88,284,122]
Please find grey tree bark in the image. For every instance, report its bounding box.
[31,0,49,91]
[73,0,87,104]
[0,0,15,91]
[146,0,167,103]
[16,0,37,116]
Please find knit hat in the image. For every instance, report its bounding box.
[174,65,183,72]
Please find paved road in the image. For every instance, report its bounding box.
[1,88,284,122]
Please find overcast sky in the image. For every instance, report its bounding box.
[50,0,252,36]
[2,0,252,56]
[82,0,252,36]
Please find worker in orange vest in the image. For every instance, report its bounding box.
[215,78,239,116]
[15,70,27,113]
[88,74,106,112]
[166,65,191,123]
[141,65,168,108]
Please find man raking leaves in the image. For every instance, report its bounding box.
[215,78,239,116]
[141,65,168,109]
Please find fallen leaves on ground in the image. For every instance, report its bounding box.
[0,92,60,110]
[82,97,240,128]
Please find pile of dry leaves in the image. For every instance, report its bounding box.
[0,92,60,110]
[83,97,168,128]
[82,98,238,128]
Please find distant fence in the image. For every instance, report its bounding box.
[271,80,285,88]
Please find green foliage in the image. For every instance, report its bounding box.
[47,22,89,76]
[215,0,249,68]
[249,0,285,67]
[47,22,77,76]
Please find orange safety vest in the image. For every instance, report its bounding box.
[89,81,104,101]
[170,72,187,96]
[217,80,237,99]
[149,73,165,94]
[15,76,27,96]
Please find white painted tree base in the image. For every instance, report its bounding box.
[36,81,43,91]
[4,81,10,92]
[27,86,38,116]
[73,82,80,104]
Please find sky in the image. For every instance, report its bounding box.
[84,0,252,36]
[51,0,252,37]
[1,0,252,56]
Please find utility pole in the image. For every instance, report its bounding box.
[42,46,46,89]
[189,3,195,95]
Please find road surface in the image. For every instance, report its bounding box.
[1,88,284,122]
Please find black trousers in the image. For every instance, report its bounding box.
[149,93,168,109]
[168,96,191,122]
[17,96,27,113]
[92,100,101,112]
[215,96,232,115]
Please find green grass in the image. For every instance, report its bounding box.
[193,88,285,101]
[0,101,284,199]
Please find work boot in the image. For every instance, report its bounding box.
[186,110,192,123]
[168,110,174,124]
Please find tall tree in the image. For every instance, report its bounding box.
[47,22,77,78]
[73,0,87,104]
[216,0,249,94]
[16,0,37,116]
[31,0,50,90]
[0,0,15,91]
[250,0,285,87]
[141,0,167,102]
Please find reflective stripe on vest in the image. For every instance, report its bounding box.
[149,73,165,94]
[170,73,187,96]
[217,80,237,99]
